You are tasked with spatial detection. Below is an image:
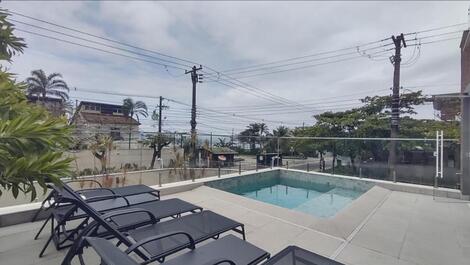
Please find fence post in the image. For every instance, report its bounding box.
[239,162,242,175]
[256,162,258,172]
[158,172,162,187]
[307,163,310,172]
[359,167,362,179]
[218,162,221,178]
[393,170,397,182]
[286,161,289,169]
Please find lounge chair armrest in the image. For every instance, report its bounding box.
[125,231,196,255]
[202,259,236,265]
[101,208,157,223]
[76,187,116,196]
[85,194,130,206]
[65,179,103,187]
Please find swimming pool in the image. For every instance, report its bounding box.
[206,170,373,218]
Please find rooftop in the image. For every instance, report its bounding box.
[0,169,469,265]
[73,112,140,125]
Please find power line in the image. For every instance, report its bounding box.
[209,48,394,80]
[217,39,391,74]
[10,18,192,70]
[209,44,393,76]
[15,28,188,71]
[10,12,309,109]
[208,22,466,77]
[9,10,200,67]
[404,22,467,36]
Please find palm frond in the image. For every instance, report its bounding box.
[47,72,63,81]
[49,79,69,91]
[46,90,69,100]
[0,9,27,62]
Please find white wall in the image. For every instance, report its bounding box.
[66,145,184,172]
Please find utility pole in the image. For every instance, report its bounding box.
[185,65,203,166]
[388,33,406,174]
[158,96,163,134]
[150,96,168,169]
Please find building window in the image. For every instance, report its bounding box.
[110,127,122,140]
[84,104,100,112]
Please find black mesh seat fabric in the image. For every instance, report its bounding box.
[80,185,158,198]
[264,246,345,265]
[162,235,269,265]
[55,197,200,223]
[85,235,269,265]
[86,237,139,265]
[128,211,245,260]
[94,198,202,234]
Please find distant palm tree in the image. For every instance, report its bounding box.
[122,98,148,149]
[239,123,269,151]
[26,69,69,100]
[273,126,290,137]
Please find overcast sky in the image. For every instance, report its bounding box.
[2,1,468,134]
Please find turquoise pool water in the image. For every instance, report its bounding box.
[209,175,367,218]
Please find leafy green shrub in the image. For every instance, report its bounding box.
[0,9,73,200]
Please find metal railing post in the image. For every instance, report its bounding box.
[218,162,221,178]
[307,163,310,172]
[393,170,397,183]
[359,167,362,179]
[239,162,242,175]
[158,172,162,187]
[256,162,258,172]
[286,161,289,169]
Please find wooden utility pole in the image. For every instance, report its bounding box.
[150,96,168,169]
[158,96,163,135]
[185,65,203,166]
[388,33,406,174]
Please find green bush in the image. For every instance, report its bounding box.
[0,9,73,200]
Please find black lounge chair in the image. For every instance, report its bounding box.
[37,184,202,257]
[67,234,269,265]
[32,180,160,222]
[59,184,247,264]
[264,245,346,265]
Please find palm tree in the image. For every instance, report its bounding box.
[0,9,26,62]
[273,126,290,137]
[239,123,269,152]
[215,138,234,148]
[26,69,70,100]
[122,98,148,149]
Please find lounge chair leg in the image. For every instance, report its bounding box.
[39,234,53,257]
[241,225,246,240]
[34,215,51,240]
[78,254,86,265]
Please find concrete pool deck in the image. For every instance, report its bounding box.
[1,169,469,265]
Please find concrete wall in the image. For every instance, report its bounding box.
[66,146,184,172]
